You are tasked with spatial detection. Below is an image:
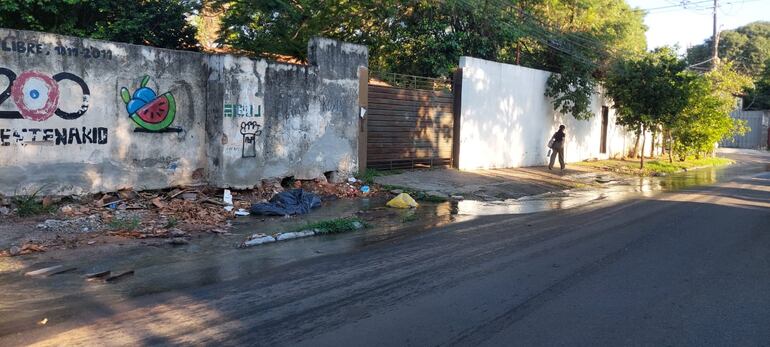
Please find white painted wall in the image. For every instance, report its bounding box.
[458,57,629,170]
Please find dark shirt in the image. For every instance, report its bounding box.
[552,130,565,143]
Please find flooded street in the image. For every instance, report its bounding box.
[0,149,768,345]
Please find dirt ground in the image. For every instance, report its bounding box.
[0,177,383,257]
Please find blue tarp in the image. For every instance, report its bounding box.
[250,189,322,216]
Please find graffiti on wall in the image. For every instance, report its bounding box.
[240,121,262,158]
[2,38,113,60]
[0,127,107,146]
[120,76,181,133]
[0,68,90,121]
[224,103,261,118]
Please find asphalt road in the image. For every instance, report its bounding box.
[2,150,769,346]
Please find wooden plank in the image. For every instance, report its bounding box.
[368,126,455,133]
[367,120,454,128]
[369,85,452,98]
[365,81,456,169]
[368,148,453,155]
[367,98,453,109]
[367,104,453,114]
[367,144,451,150]
[368,91,454,103]
[367,111,455,119]
[368,132,454,141]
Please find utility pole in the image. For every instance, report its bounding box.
[711,0,720,69]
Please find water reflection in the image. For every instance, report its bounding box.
[448,166,727,217]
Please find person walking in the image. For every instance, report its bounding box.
[548,125,566,171]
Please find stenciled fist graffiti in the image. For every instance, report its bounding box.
[240,121,262,158]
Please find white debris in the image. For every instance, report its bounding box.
[223,189,233,206]
[241,234,276,247]
[276,230,315,241]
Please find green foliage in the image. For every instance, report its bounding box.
[673,63,753,158]
[354,169,387,185]
[574,157,733,176]
[219,0,646,120]
[219,0,646,79]
[164,217,179,229]
[13,197,55,217]
[746,63,770,110]
[605,47,693,133]
[300,217,367,234]
[687,21,770,77]
[0,0,199,50]
[401,212,419,223]
[545,59,597,120]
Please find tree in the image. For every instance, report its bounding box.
[744,61,770,110]
[218,0,646,78]
[687,21,770,77]
[0,0,199,50]
[672,63,752,159]
[604,47,693,168]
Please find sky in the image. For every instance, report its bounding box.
[626,0,770,53]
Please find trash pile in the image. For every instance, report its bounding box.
[250,189,322,216]
[2,174,397,257]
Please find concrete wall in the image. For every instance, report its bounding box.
[457,57,630,170]
[0,28,367,196]
[206,39,367,188]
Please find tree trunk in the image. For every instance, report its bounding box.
[661,127,667,156]
[631,129,641,159]
[668,133,674,163]
[639,125,647,169]
[650,127,657,158]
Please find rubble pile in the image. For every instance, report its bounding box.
[2,174,386,256]
[37,215,104,233]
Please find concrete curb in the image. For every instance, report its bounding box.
[239,221,365,248]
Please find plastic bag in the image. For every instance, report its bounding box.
[250,189,322,216]
[386,193,419,209]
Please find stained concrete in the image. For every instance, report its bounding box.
[0,28,367,195]
[207,38,367,189]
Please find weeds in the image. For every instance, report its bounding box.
[574,156,733,176]
[164,217,179,229]
[402,213,419,223]
[12,187,56,217]
[298,217,367,234]
[108,217,141,231]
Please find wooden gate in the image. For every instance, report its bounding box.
[365,72,458,170]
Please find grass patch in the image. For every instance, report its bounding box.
[575,156,733,176]
[108,217,141,231]
[401,213,419,223]
[298,217,368,235]
[164,217,179,229]
[12,188,56,217]
[354,169,400,185]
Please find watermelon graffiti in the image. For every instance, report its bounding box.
[120,76,181,133]
[0,67,90,121]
